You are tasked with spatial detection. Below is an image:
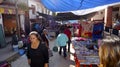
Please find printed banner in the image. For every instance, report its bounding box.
[0,7,15,14]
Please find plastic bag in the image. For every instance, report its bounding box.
[18,41,23,48]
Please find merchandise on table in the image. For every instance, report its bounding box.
[72,37,99,65]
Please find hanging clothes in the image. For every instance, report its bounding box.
[81,22,93,38]
[92,22,104,40]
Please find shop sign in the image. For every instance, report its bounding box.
[0,7,15,14]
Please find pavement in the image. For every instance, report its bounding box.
[0,37,20,63]
[0,44,19,62]
[48,39,75,67]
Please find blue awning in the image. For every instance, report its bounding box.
[40,0,120,12]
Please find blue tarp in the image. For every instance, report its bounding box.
[40,0,120,12]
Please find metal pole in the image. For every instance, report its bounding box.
[15,0,20,38]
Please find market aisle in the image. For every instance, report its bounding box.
[49,39,75,67]
[11,39,75,67]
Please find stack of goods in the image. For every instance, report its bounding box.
[72,37,99,65]
[80,22,93,38]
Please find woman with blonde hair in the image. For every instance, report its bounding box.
[99,41,120,67]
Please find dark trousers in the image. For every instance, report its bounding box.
[59,46,67,57]
[67,39,71,52]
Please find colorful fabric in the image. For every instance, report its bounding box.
[81,22,93,38]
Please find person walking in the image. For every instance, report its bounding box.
[26,31,49,67]
[56,29,68,58]
[64,26,71,52]
[41,29,49,48]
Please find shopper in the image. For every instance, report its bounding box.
[56,29,68,58]
[64,25,71,52]
[26,31,49,67]
[99,41,120,67]
[41,29,49,48]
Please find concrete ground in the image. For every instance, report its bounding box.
[0,44,18,62]
[0,37,18,62]
[49,39,75,67]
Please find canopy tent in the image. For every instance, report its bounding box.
[55,12,96,21]
[72,2,120,15]
[40,0,120,12]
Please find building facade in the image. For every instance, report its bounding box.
[0,0,28,47]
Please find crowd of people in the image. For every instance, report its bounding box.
[11,23,120,67]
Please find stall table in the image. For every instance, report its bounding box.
[72,37,99,67]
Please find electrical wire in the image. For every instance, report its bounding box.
[78,0,84,9]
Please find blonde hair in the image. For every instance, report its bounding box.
[99,41,120,67]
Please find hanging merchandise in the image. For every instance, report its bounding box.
[80,22,93,38]
[92,22,104,40]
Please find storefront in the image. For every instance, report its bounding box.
[3,14,17,36]
[0,7,16,47]
[0,6,25,48]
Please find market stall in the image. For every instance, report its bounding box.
[72,37,99,67]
